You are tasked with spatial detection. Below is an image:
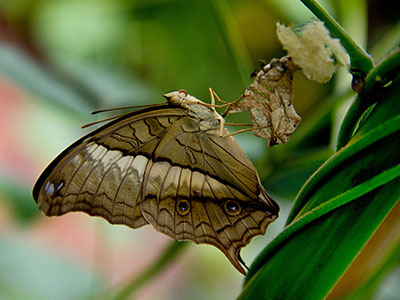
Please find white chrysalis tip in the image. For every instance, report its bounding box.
[276,20,350,83]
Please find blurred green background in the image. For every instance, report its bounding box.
[0,0,398,299]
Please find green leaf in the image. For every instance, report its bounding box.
[240,176,399,299]
[289,117,400,222]
[239,56,400,299]
[336,227,400,300]
[336,48,400,149]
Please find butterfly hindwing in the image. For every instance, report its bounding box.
[141,119,278,274]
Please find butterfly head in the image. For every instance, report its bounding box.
[163,89,188,106]
[163,89,205,108]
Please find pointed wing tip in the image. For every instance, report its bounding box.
[233,256,247,275]
[260,189,280,215]
[222,247,248,275]
[237,252,249,275]
[32,182,41,204]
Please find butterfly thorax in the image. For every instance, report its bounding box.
[164,89,222,132]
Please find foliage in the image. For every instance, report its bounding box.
[239,1,400,299]
[0,0,399,299]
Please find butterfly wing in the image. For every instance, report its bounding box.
[33,106,186,229]
[140,115,279,274]
[33,102,279,274]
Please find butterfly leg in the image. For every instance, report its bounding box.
[209,88,231,105]
[221,96,244,117]
[222,125,271,138]
[209,87,216,106]
[207,88,238,109]
[218,114,226,137]
[224,122,253,127]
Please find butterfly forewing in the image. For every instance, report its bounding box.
[33,91,279,274]
[33,106,185,229]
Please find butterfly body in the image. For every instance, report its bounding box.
[33,90,279,274]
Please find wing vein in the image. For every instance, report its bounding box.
[61,143,101,210]
[73,144,108,205]
[202,177,220,243]
[208,136,255,182]
[92,151,124,217]
[111,155,135,223]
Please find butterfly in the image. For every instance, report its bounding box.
[33,89,279,274]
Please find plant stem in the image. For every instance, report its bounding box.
[336,48,400,149]
[246,161,400,284]
[110,241,188,300]
[363,48,400,94]
[211,0,252,88]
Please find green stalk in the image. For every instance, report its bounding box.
[363,48,400,94]
[245,163,400,283]
[336,49,400,149]
[108,241,188,300]
[211,0,253,88]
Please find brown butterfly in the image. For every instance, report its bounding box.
[33,89,279,274]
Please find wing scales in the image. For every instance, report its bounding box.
[33,96,279,275]
[141,115,278,274]
[34,107,187,229]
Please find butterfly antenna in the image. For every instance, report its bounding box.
[83,103,167,128]
[81,115,122,128]
[91,103,165,115]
